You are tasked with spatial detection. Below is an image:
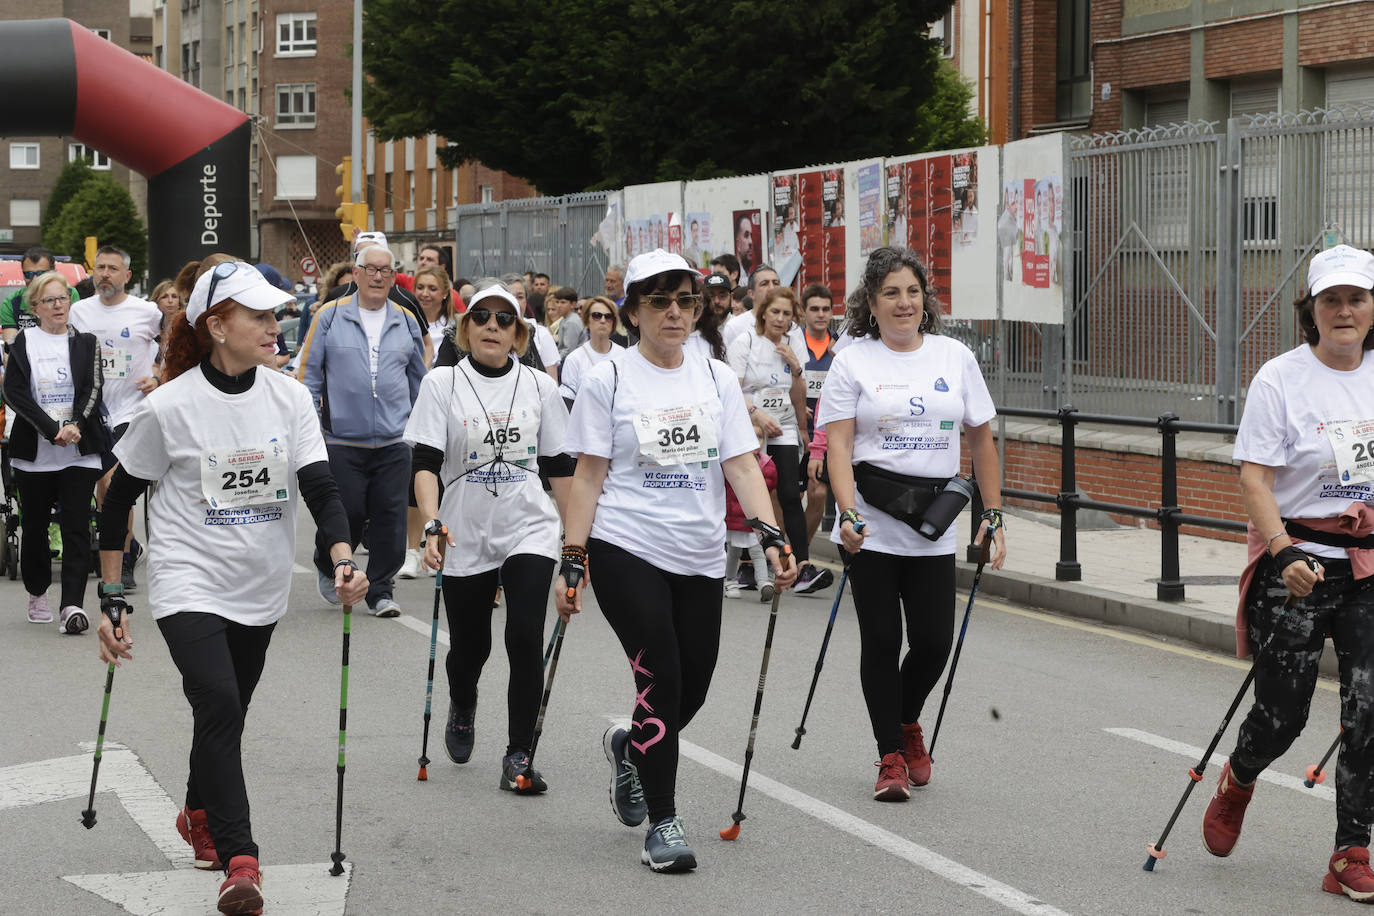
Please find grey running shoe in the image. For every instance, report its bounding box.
[603,726,647,826]
[316,571,341,607]
[368,596,401,618]
[642,816,697,873]
[499,749,547,794]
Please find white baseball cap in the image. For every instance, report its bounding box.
[1308,244,1374,296]
[623,249,701,288]
[186,261,294,327]
[467,285,521,312]
[354,230,388,251]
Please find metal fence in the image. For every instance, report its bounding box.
[450,192,610,295]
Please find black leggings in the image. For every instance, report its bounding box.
[590,538,723,824]
[1231,554,1374,848]
[15,465,100,609]
[767,442,808,562]
[847,550,956,756]
[158,612,276,863]
[443,553,554,754]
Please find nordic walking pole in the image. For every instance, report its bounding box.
[417,568,444,781]
[927,523,997,760]
[542,622,559,669]
[1143,582,1309,872]
[82,595,130,829]
[1305,731,1342,787]
[792,543,860,750]
[721,583,784,841]
[515,618,565,790]
[330,568,354,877]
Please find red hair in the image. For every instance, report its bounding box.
[161,301,236,382]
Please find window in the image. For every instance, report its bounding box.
[429,168,436,209]
[9,143,39,170]
[274,155,317,199]
[189,40,201,87]
[481,185,494,204]
[10,199,40,227]
[1056,0,1091,120]
[226,26,234,59]
[450,169,458,207]
[238,87,246,112]
[276,13,317,56]
[92,28,111,41]
[931,11,954,58]
[68,143,112,170]
[1233,85,1280,244]
[275,82,316,127]
[406,169,414,209]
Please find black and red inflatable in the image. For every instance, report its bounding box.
[0,19,250,280]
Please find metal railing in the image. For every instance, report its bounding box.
[968,406,1243,602]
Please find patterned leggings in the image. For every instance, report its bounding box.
[1230,554,1374,848]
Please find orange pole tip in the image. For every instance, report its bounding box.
[719,824,740,841]
[1146,844,1165,859]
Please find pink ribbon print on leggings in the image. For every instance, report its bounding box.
[628,649,666,754]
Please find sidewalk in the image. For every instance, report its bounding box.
[812,506,1338,672]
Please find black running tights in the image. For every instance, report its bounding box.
[847,549,956,756]
[443,553,554,754]
[767,442,808,562]
[15,465,100,609]
[158,611,276,863]
[589,538,723,824]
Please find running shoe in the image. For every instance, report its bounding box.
[445,702,475,764]
[27,594,52,624]
[368,596,401,617]
[397,549,421,580]
[59,606,88,635]
[724,580,741,599]
[1325,847,1374,901]
[737,562,758,591]
[316,571,341,607]
[603,726,647,826]
[874,751,911,801]
[902,722,932,787]
[759,582,775,603]
[217,855,263,915]
[794,563,834,595]
[498,749,547,794]
[642,816,697,873]
[1201,761,1254,857]
[175,805,221,870]
[121,540,142,592]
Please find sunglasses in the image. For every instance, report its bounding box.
[469,307,518,329]
[642,294,703,312]
[205,261,238,308]
[587,310,615,322]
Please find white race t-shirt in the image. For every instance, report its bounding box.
[557,340,623,402]
[11,327,101,473]
[358,303,387,382]
[1233,345,1374,559]
[114,367,328,625]
[818,335,995,557]
[721,311,754,347]
[565,347,756,577]
[70,295,162,427]
[425,314,450,357]
[727,329,809,446]
[684,331,714,361]
[404,359,569,576]
[529,321,560,369]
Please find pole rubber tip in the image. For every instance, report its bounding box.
[329,852,346,876]
[791,736,802,750]
[515,774,531,790]
[1143,844,1165,871]
[417,767,428,781]
[1304,765,1326,786]
[719,823,740,841]
[80,809,97,829]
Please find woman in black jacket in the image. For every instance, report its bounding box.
[3,271,105,633]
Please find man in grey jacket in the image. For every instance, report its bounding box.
[298,244,426,616]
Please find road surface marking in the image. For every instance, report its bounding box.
[1104,727,1335,801]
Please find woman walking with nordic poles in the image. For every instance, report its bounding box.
[818,246,1005,801]
[1193,244,1374,901]
[557,249,796,873]
[95,261,367,916]
[4,271,105,632]
[405,281,574,793]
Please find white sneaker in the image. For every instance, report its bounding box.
[27,594,52,624]
[59,606,89,635]
[724,581,741,599]
[398,549,421,580]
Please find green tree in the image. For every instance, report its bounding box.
[362,0,974,194]
[44,173,148,281]
[41,156,96,239]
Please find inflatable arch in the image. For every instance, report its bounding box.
[0,18,250,281]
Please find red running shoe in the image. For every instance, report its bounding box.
[217,855,263,915]
[1324,847,1374,901]
[1201,762,1254,857]
[175,805,221,870]
[902,722,932,787]
[873,751,910,801]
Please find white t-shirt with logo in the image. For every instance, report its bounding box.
[529,321,560,369]
[358,303,387,382]
[114,367,329,625]
[12,327,101,473]
[404,359,570,576]
[1234,344,1374,559]
[817,334,995,557]
[425,314,450,357]
[69,296,162,427]
[557,340,623,402]
[727,329,809,446]
[565,347,757,577]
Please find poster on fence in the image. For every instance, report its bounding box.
[856,160,883,259]
[768,165,848,296]
[593,190,625,267]
[1000,134,1065,324]
[680,175,770,280]
[621,181,684,263]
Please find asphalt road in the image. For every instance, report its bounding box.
[0,519,1358,915]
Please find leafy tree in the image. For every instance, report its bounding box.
[362,0,975,194]
[44,173,148,281]
[41,156,96,239]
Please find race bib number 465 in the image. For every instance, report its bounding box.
[201,443,289,509]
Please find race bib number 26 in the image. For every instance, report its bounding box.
[1329,419,1374,484]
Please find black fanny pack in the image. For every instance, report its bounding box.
[853,462,975,541]
[1284,520,1374,550]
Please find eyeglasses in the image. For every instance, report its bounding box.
[205,261,237,308]
[37,294,70,307]
[642,294,704,312]
[469,307,518,329]
[587,311,615,322]
[361,265,395,278]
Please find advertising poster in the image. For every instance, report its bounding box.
[797,168,845,295]
[772,173,800,268]
[682,212,711,267]
[1000,133,1066,323]
[622,181,684,263]
[680,175,770,277]
[732,208,764,281]
[951,151,978,247]
[857,162,882,258]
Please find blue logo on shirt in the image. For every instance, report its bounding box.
[120,327,130,338]
[934,377,949,392]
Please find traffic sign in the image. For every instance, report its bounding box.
[300,256,319,277]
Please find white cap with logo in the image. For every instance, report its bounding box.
[1308,244,1374,296]
[623,249,701,288]
[186,261,294,327]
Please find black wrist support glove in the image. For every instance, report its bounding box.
[748,518,790,555]
[560,545,588,599]
[1273,545,1313,575]
[98,583,131,629]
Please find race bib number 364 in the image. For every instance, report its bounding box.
[201,443,289,509]
[636,404,719,466]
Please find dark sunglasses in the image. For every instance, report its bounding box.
[469,307,518,329]
[587,310,615,322]
[205,261,238,308]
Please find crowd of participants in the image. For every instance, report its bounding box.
[11,231,1370,911]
